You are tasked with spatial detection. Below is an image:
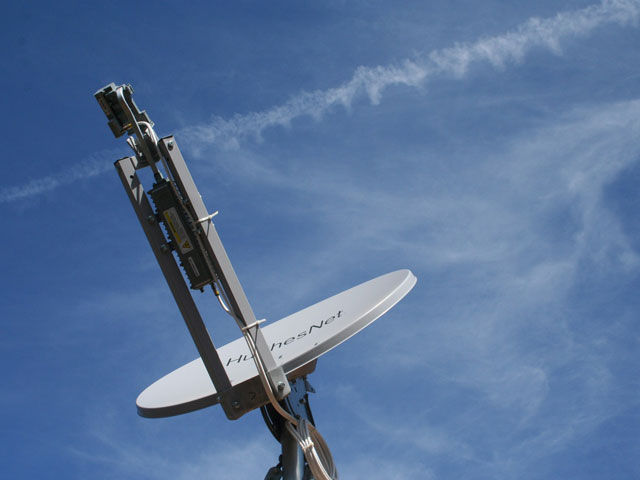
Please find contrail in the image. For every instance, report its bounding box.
[0,150,118,204]
[182,0,640,148]
[2,0,638,203]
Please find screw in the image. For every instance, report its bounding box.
[277,382,286,392]
[160,244,170,253]
[168,140,175,150]
[147,215,156,224]
[232,400,241,409]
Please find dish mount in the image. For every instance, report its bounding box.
[95,83,416,480]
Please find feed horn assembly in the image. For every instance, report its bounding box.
[94,82,416,480]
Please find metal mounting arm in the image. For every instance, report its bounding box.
[95,83,291,420]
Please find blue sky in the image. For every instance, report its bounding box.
[2,1,640,478]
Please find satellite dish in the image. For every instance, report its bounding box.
[96,82,418,479]
[137,269,416,417]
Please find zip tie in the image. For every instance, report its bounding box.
[241,319,266,332]
[196,211,219,224]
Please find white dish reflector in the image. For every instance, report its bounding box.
[137,269,416,417]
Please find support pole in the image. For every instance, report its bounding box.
[281,428,304,480]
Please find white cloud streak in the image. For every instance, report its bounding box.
[0,149,120,204]
[429,0,640,75]
[182,0,640,149]
[3,0,638,202]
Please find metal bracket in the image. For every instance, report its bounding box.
[98,83,290,420]
[158,136,290,403]
[115,156,232,401]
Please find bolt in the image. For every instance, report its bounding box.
[167,140,175,150]
[147,215,156,224]
[277,382,286,392]
[232,400,241,409]
[160,244,170,253]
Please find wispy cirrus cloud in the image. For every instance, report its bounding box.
[224,98,640,312]
[2,0,638,203]
[70,420,277,480]
[72,409,434,480]
[314,98,640,479]
[0,149,120,204]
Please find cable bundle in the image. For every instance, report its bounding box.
[242,324,338,480]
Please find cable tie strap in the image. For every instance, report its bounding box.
[241,319,266,332]
[196,211,219,224]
